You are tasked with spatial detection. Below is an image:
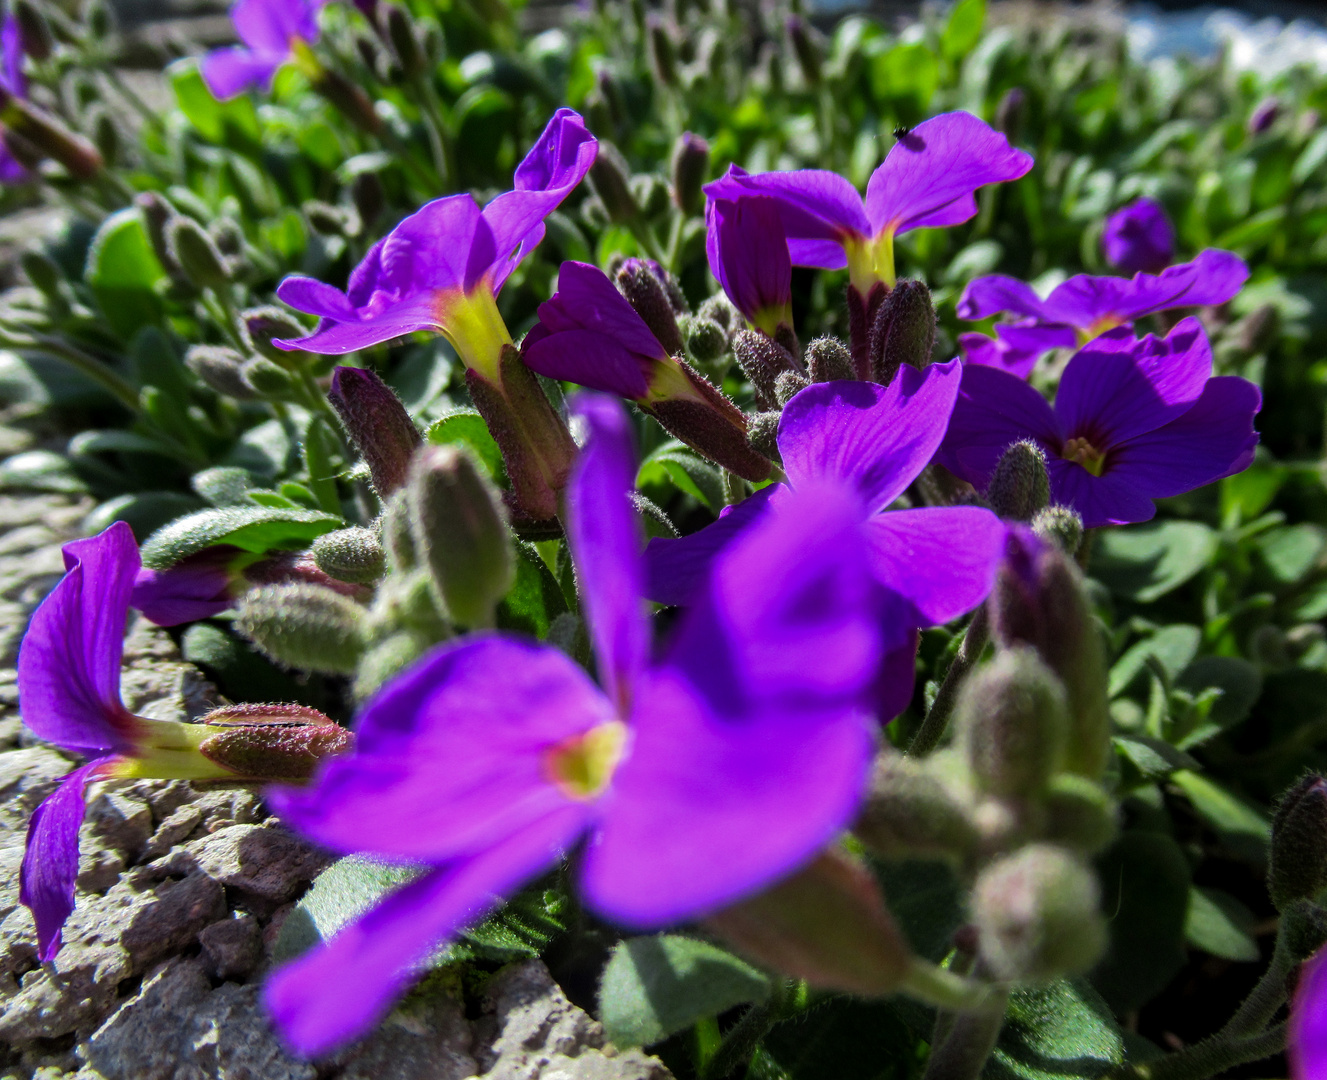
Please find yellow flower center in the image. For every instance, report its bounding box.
[437,286,515,382]
[1078,315,1125,346]
[845,229,898,293]
[545,721,628,801]
[1061,436,1106,477]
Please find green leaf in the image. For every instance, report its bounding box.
[1170,770,1271,843]
[870,42,940,110]
[169,58,260,144]
[1255,523,1326,584]
[941,0,986,61]
[0,450,89,494]
[870,858,965,963]
[272,855,420,963]
[83,492,207,543]
[1175,657,1262,729]
[1113,735,1200,780]
[67,430,176,459]
[986,979,1123,1079]
[427,410,506,481]
[139,505,344,568]
[457,885,569,963]
[497,541,570,638]
[761,998,922,1080]
[1184,887,1260,962]
[1092,521,1217,602]
[84,209,167,339]
[638,442,724,511]
[599,934,771,1048]
[302,415,342,515]
[1108,624,1202,697]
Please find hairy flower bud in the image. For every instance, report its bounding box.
[986,440,1051,522]
[732,328,799,409]
[15,2,53,62]
[167,216,231,292]
[707,849,916,995]
[312,527,386,585]
[806,336,854,383]
[186,345,258,400]
[671,131,709,215]
[385,3,425,79]
[328,365,422,498]
[1249,96,1281,135]
[240,356,295,397]
[196,703,353,780]
[646,357,772,482]
[136,192,187,283]
[683,315,728,365]
[312,69,383,135]
[775,369,809,407]
[351,171,386,231]
[355,628,429,700]
[236,583,367,675]
[1236,303,1280,355]
[697,294,737,334]
[89,106,119,166]
[243,306,309,363]
[408,444,513,629]
[868,279,935,386]
[854,752,979,862]
[973,844,1106,982]
[1279,898,1327,962]
[747,411,781,460]
[648,16,679,87]
[1269,774,1327,911]
[995,87,1026,141]
[1030,505,1083,556]
[381,490,415,571]
[1040,774,1117,854]
[588,142,639,224]
[958,647,1068,799]
[616,261,684,356]
[0,87,101,178]
[786,16,822,86]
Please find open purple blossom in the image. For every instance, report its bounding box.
[704,112,1031,293]
[263,393,891,1055]
[0,15,31,184]
[202,0,325,100]
[1101,197,1174,275]
[957,249,1249,379]
[644,361,1008,718]
[938,317,1261,527]
[706,195,793,336]
[1291,947,1327,1080]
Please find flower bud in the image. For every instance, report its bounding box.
[747,411,781,460]
[645,358,773,482]
[786,16,822,86]
[986,440,1050,522]
[136,192,186,283]
[312,527,386,585]
[995,87,1026,141]
[1279,899,1327,962]
[990,532,1110,779]
[775,369,808,407]
[240,356,296,397]
[1236,303,1280,355]
[243,306,308,363]
[647,16,678,87]
[732,328,799,409]
[1039,774,1117,854]
[854,752,979,863]
[973,844,1106,982]
[697,293,737,334]
[683,315,728,365]
[186,345,258,400]
[958,647,1068,799]
[89,106,119,166]
[407,444,513,629]
[304,200,354,238]
[355,628,429,700]
[707,849,916,996]
[167,216,231,292]
[381,490,415,571]
[868,279,935,386]
[196,703,353,780]
[1269,774,1327,912]
[0,89,101,178]
[671,132,709,215]
[327,365,422,498]
[235,583,367,675]
[806,336,854,383]
[616,260,684,356]
[587,142,639,225]
[83,0,113,38]
[385,3,425,79]
[313,69,383,135]
[1249,96,1280,135]
[351,171,386,232]
[1030,505,1083,556]
[16,1,55,62]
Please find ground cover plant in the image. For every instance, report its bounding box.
[4,0,1327,1076]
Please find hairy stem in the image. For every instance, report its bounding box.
[1220,934,1295,1040]
[698,983,787,1080]
[1105,1024,1286,1080]
[908,607,988,756]
[921,987,1009,1080]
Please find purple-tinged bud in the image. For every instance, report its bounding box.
[197,703,353,781]
[328,366,422,499]
[1249,96,1281,135]
[645,358,772,482]
[973,844,1106,982]
[135,192,186,283]
[697,293,737,334]
[242,306,308,364]
[1031,505,1083,556]
[648,15,679,87]
[847,280,889,380]
[1280,899,1327,962]
[854,752,979,863]
[15,1,55,62]
[747,411,781,460]
[786,16,822,86]
[588,143,639,225]
[806,336,854,383]
[990,531,1110,779]
[774,369,808,407]
[707,849,915,996]
[167,216,230,292]
[311,527,386,585]
[671,132,709,215]
[732,328,799,410]
[995,87,1026,142]
[1041,774,1117,854]
[235,583,367,675]
[312,69,383,135]
[384,3,424,80]
[986,440,1050,522]
[1269,774,1327,912]
[868,279,935,386]
[351,171,385,232]
[958,647,1068,799]
[0,88,101,178]
[594,68,627,134]
[1101,198,1174,275]
[616,261,685,356]
[407,444,513,629]
[186,345,258,401]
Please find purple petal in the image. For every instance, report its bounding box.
[131,550,237,626]
[522,329,653,399]
[1055,317,1212,449]
[566,393,649,712]
[1102,198,1175,274]
[2,15,26,97]
[875,637,919,722]
[956,275,1050,321]
[0,146,30,185]
[265,807,586,1057]
[706,196,792,325]
[778,362,961,514]
[381,194,493,297]
[642,485,780,607]
[961,323,1078,379]
[1105,376,1261,499]
[274,294,443,355]
[936,363,1063,491]
[231,0,318,53]
[865,112,1033,236]
[1291,948,1327,1080]
[268,635,608,861]
[1046,457,1158,528]
[276,276,358,322]
[537,262,665,361]
[21,758,116,961]
[201,48,282,99]
[1042,250,1250,327]
[863,507,1007,629]
[17,522,139,753]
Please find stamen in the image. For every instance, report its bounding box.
[545,721,628,801]
[1061,436,1106,477]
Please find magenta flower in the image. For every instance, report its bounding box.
[957,249,1249,379]
[704,112,1031,292]
[263,393,891,1055]
[131,547,238,626]
[202,0,325,100]
[706,195,793,336]
[0,15,31,184]
[1291,947,1327,1080]
[938,317,1261,527]
[1101,197,1174,275]
[644,361,1008,718]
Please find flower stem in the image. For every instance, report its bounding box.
[698,982,788,1080]
[1104,1024,1286,1080]
[1220,933,1295,1040]
[920,986,1010,1080]
[902,957,998,1014]
[908,607,989,756]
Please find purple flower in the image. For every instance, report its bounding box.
[938,317,1261,527]
[1292,947,1327,1080]
[263,393,891,1055]
[202,0,326,100]
[704,112,1031,292]
[131,547,240,626]
[1101,197,1174,275]
[957,249,1249,379]
[1249,96,1281,135]
[644,360,1008,717]
[706,195,793,336]
[0,15,31,184]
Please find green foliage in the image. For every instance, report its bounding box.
[139,505,343,568]
[986,980,1124,1080]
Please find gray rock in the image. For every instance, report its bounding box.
[198,914,261,980]
[333,995,478,1080]
[85,791,153,859]
[175,824,330,907]
[119,873,226,967]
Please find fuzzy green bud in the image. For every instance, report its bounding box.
[806,336,854,383]
[587,142,639,224]
[241,356,296,397]
[185,345,258,400]
[747,411,781,460]
[671,132,709,215]
[973,844,1106,982]
[684,316,728,365]
[385,3,425,79]
[328,365,422,498]
[167,216,230,292]
[1040,774,1118,854]
[697,294,736,334]
[1269,774,1327,911]
[304,200,354,238]
[868,279,935,385]
[616,261,684,356]
[355,629,429,700]
[986,441,1051,522]
[775,369,809,407]
[647,16,678,87]
[136,192,185,282]
[1031,505,1083,556]
[1279,899,1327,962]
[381,490,416,571]
[21,249,63,298]
[242,306,308,363]
[732,328,799,409]
[88,105,118,166]
[196,703,352,780]
[235,583,367,675]
[408,444,513,629]
[312,527,386,585]
[854,752,979,863]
